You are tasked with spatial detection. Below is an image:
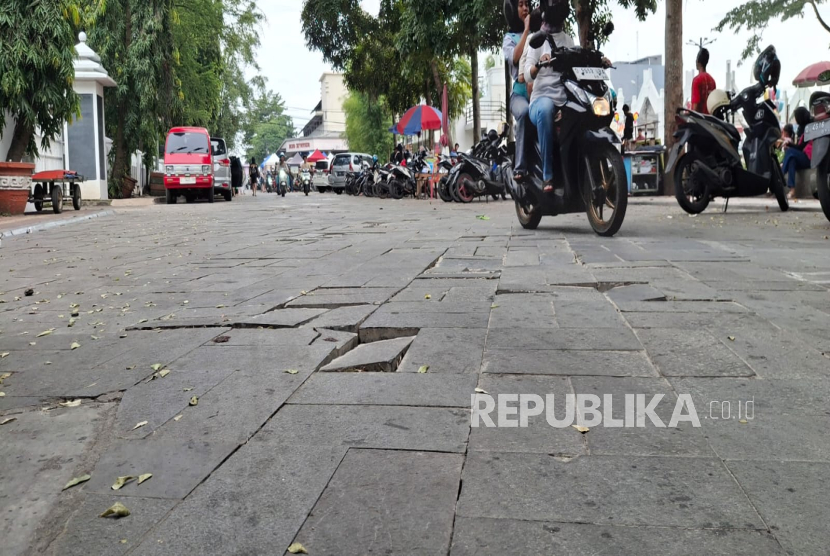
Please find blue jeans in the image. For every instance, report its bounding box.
[510,92,529,173]
[529,97,558,182]
[782,148,810,188]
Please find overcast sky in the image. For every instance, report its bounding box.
[257,0,828,131]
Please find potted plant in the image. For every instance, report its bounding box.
[0,0,79,214]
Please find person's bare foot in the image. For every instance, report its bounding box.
[543,180,555,193]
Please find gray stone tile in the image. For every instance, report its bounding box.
[303,303,378,332]
[50,494,177,556]
[482,349,658,377]
[605,284,667,303]
[259,405,469,453]
[129,442,346,556]
[488,294,557,329]
[205,327,318,347]
[285,287,397,308]
[569,376,715,457]
[85,436,238,500]
[450,517,785,556]
[359,311,491,342]
[398,328,488,374]
[727,461,830,556]
[288,372,477,407]
[291,450,463,555]
[457,452,766,528]
[469,375,586,455]
[234,308,328,328]
[321,336,414,372]
[637,328,755,377]
[486,327,643,351]
[670,377,830,461]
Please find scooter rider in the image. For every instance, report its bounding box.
[503,0,532,182]
[524,0,576,192]
[277,154,292,192]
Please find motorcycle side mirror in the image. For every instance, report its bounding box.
[602,22,615,37]
[529,31,548,49]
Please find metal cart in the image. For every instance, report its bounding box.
[29,171,85,214]
[627,148,665,195]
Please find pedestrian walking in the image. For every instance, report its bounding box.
[249,157,259,197]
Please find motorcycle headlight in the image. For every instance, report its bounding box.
[592,98,611,116]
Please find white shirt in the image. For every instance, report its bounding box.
[524,31,576,106]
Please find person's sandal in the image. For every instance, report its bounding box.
[513,171,526,182]
[543,180,555,193]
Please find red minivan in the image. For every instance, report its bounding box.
[163,127,215,204]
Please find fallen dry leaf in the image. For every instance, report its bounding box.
[70,342,81,350]
[0,353,8,358]
[59,399,82,408]
[418,365,429,374]
[157,369,170,378]
[132,420,148,430]
[173,414,183,421]
[0,392,5,397]
[285,369,299,375]
[424,294,431,300]
[474,388,488,394]
[572,425,590,434]
[491,304,499,309]
[37,329,54,337]
[213,336,230,344]
[1,417,17,426]
[151,363,163,371]
[99,502,130,518]
[287,543,309,555]
[189,396,199,406]
[111,476,135,490]
[727,336,736,341]
[137,473,153,485]
[63,474,91,490]
[183,387,193,392]
[739,419,748,424]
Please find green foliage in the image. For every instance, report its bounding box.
[0,0,81,160]
[242,91,295,164]
[716,0,830,61]
[343,92,395,158]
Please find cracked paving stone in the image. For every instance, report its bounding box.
[321,336,415,372]
[637,328,755,377]
[397,328,488,374]
[302,303,378,333]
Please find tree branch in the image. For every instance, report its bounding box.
[807,0,830,33]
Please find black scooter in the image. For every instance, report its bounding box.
[512,23,628,236]
[450,126,512,202]
[666,46,789,214]
[805,91,830,222]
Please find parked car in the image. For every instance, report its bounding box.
[312,159,330,192]
[210,137,233,201]
[327,153,372,193]
[163,127,214,204]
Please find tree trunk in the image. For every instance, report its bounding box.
[5,118,34,162]
[663,0,683,196]
[575,0,593,48]
[111,104,128,198]
[471,46,480,143]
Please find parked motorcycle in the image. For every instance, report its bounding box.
[512,22,627,236]
[805,91,830,222]
[450,126,512,203]
[666,46,788,214]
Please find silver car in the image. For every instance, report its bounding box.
[210,137,233,201]
[328,152,372,193]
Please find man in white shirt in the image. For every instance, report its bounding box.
[524,0,575,191]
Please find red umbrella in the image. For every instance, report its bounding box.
[793,61,830,87]
[307,149,326,163]
[395,105,443,135]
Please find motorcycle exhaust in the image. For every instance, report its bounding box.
[691,160,724,187]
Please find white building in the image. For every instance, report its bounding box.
[451,57,507,151]
[279,73,349,156]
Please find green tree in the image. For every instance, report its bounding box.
[717,0,830,60]
[242,91,295,164]
[343,92,395,157]
[0,0,81,161]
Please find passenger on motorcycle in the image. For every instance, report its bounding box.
[503,0,531,182]
[277,155,292,191]
[524,0,576,192]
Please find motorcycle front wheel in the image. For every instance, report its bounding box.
[817,161,830,222]
[580,143,628,237]
[515,201,542,229]
[673,152,710,214]
[438,177,453,202]
[771,158,790,212]
[389,180,404,200]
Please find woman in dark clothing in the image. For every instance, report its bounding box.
[622,104,634,153]
[782,106,813,198]
[249,158,260,197]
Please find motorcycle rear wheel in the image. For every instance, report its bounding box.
[515,201,542,229]
[389,179,404,200]
[673,152,710,214]
[438,177,453,202]
[457,173,475,203]
[581,143,628,237]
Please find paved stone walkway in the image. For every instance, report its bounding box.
[1,193,829,555]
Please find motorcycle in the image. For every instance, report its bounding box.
[666,45,789,214]
[450,126,512,203]
[805,91,830,222]
[512,22,628,236]
[300,169,312,196]
[388,155,421,199]
[437,156,455,202]
[278,168,288,197]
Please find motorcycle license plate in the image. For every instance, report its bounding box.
[573,67,608,81]
[804,120,830,142]
[180,177,196,185]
